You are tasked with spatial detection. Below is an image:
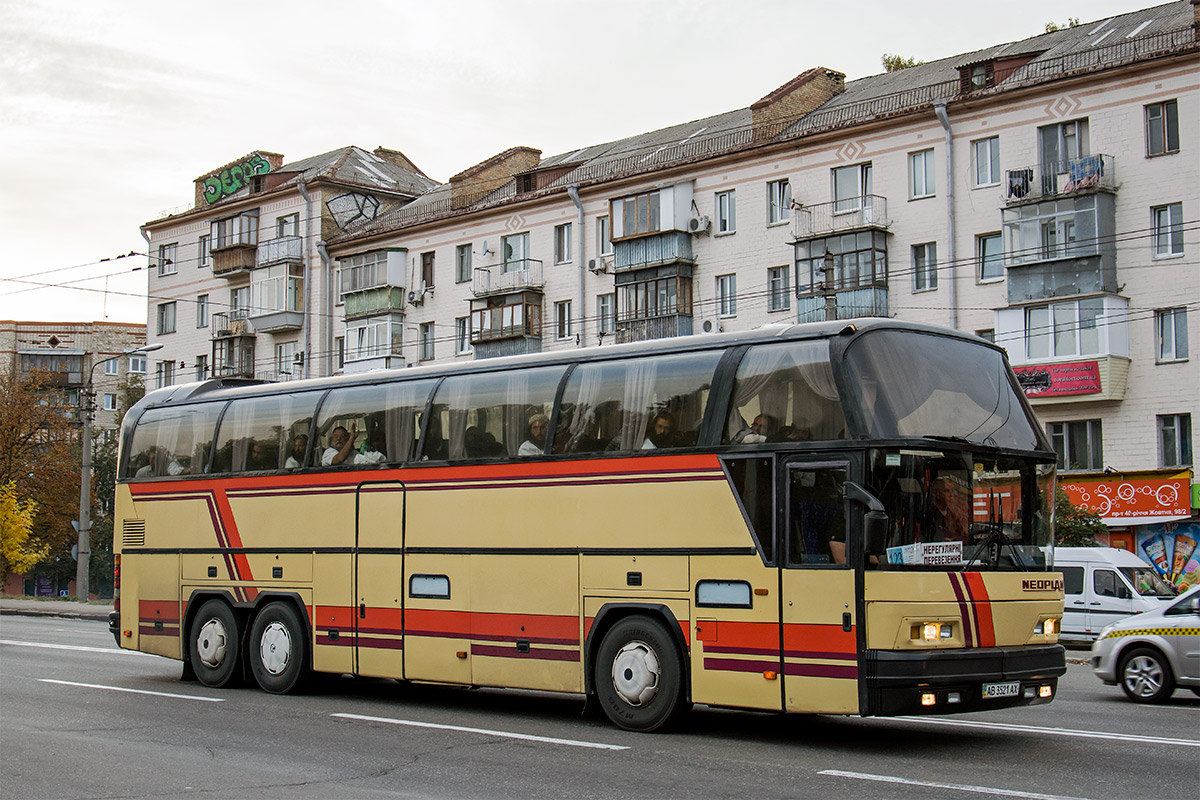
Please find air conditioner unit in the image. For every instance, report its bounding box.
[688,215,711,235]
[588,256,612,274]
[407,289,423,306]
[700,317,723,334]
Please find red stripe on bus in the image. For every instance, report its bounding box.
[948,573,975,647]
[784,662,858,679]
[138,599,179,623]
[698,620,779,650]
[212,489,254,590]
[782,623,856,655]
[964,572,996,647]
[782,649,858,662]
[316,634,355,647]
[702,644,781,657]
[471,643,580,662]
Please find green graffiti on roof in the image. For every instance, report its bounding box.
[202,154,272,205]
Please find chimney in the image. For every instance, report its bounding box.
[751,68,846,141]
[373,147,427,177]
[449,147,542,210]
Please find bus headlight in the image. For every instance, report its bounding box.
[1034,618,1059,636]
[913,623,953,641]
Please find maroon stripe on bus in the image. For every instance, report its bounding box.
[138,625,179,636]
[783,662,858,679]
[470,644,580,662]
[782,649,857,661]
[356,637,405,650]
[315,634,355,647]
[949,573,975,647]
[703,657,780,673]
[702,644,781,657]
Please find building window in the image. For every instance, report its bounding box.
[795,232,888,294]
[768,266,790,312]
[157,301,176,335]
[335,336,345,370]
[129,355,147,374]
[196,294,209,328]
[715,190,736,234]
[976,329,995,343]
[833,162,872,213]
[1025,298,1104,360]
[909,149,935,199]
[421,251,435,288]
[154,360,175,389]
[597,216,612,255]
[1048,420,1103,471]
[555,300,573,340]
[597,293,616,335]
[617,277,692,323]
[501,232,531,272]
[617,191,661,238]
[455,317,471,355]
[974,137,1000,187]
[275,342,297,381]
[1002,197,1097,266]
[554,223,572,265]
[194,354,208,381]
[104,359,119,376]
[419,322,434,361]
[198,235,211,269]
[1158,414,1192,467]
[340,250,391,293]
[231,286,249,314]
[250,264,304,315]
[276,213,299,238]
[717,274,737,317]
[1152,203,1184,257]
[767,179,791,225]
[978,234,1003,282]
[1146,100,1179,157]
[157,243,177,276]
[455,244,472,283]
[1156,308,1189,362]
[103,393,117,412]
[912,243,937,291]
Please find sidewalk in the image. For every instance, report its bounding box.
[0,597,114,622]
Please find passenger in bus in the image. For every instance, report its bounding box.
[518,413,549,456]
[642,411,676,449]
[246,441,268,471]
[464,425,504,458]
[284,434,308,469]
[322,425,357,466]
[355,430,388,465]
[928,476,970,542]
[733,414,778,444]
[422,416,448,461]
[772,424,813,443]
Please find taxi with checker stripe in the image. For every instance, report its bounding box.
[1091,585,1200,703]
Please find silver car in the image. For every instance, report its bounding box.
[1091,585,1200,703]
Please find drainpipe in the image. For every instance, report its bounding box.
[317,241,334,377]
[567,185,585,346]
[297,179,314,378]
[934,103,958,331]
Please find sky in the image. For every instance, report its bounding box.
[0,0,1155,325]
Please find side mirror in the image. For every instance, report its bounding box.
[845,482,889,557]
[1116,584,1132,601]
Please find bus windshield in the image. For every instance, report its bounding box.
[842,329,1045,450]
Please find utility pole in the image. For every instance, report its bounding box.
[821,250,837,321]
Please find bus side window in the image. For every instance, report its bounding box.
[319,379,437,466]
[428,368,562,461]
[124,404,222,478]
[787,466,847,566]
[213,392,321,473]
[724,341,847,445]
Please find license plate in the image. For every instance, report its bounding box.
[982,681,1020,699]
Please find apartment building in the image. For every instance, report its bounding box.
[142,1,1198,577]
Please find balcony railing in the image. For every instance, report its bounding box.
[613,232,693,272]
[212,310,254,339]
[792,195,888,240]
[471,317,541,344]
[615,314,693,343]
[212,247,255,276]
[256,235,303,267]
[343,286,407,320]
[473,259,544,296]
[1004,155,1115,203]
[795,287,889,324]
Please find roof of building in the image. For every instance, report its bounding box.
[273,145,439,198]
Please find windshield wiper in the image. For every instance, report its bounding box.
[964,522,1027,571]
[923,435,973,445]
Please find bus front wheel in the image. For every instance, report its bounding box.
[249,602,310,694]
[595,615,688,732]
[188,599,241,688]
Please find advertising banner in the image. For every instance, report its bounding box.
[1013,361,1101,397]
[1060,471,1192,525]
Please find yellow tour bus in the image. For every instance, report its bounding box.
[110,318,1065,731]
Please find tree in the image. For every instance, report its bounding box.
[882,53,924,72]
[1045,18,1081,32]
[0,481,46,582]
[1054,487,1105,547]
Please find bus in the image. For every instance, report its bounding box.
[110,318,1066,732]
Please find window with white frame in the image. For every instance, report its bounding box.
[276,213,299,238]
[1025,298,1104,360]
[157,243,177,276]
[973,137,1000,187]
[1156,307,1189,362]
[455,244,472,283]
[1145,100,1179,157]
[502,232,531,272]
[154,360,175,389]
[419,322,434,361]
[715,190,736,234]
[767,179,791,224]
[230,286,249,314]
[912,243,937,291]
[909,149,935,198]
[717,274,737,317]
[198,235,211,269]
[1158,413,1192,467]
[455,317,472,354]
[555,300,573,339]
[104,359,119,376]
[421,251,435,288]
[976,329,995,343]
[554,223,572,264]
[211,210,259,249]
[250,264,303,314]
[597,293,615,335]
[832,162,872,213]
[333,264,342,305]
[103,393,117,412]
[597,216,613,255]
[157,301,176,335]
[194,354,208,381]
[196,294,209,328]
[347,318,402,361]
[340,250,389,294]
[275,341,298,381]
[129,355,147,374]
[978,233,1003,282]
[768,266,790,312]
[1002,197,1097,266]
[1152,203,1183,257]
[1048,420,1103,471]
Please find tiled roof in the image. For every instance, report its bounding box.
[277,146,439,197]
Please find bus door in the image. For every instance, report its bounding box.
[780,458,860,714]
[353,481,407,679]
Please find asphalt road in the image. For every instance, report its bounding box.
[1,614,1196,799]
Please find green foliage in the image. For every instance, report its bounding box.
[1045,18,1081,32]
[881,53,924,72]
[1054,487,1105,547]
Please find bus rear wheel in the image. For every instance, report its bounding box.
[189,599,241,688]
[249,602,310,694]
[595,615,688,732]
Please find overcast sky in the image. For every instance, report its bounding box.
[0,0,1150,325]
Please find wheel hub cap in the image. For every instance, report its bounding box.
[611,640,660,706]
[1124,655,1163,697]
[259,621,292,675]
[196,617,228,669]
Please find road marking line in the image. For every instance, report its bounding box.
[332,712,628,750]
[0,639,158,657]
[39,679,224,702]
[820,770,1091,800]
[893,716,1200,748]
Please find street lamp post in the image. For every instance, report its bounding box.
[75,343,162,601]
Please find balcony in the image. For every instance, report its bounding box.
[795,287,889,324]
[472,259,544,297]
[212,335,255,379]
[1004,155,1115,204]
[212,245,255,277]
[613,232,693,273]
[212,310,255,340]
[256,235,303,267]
[615,314,693,344]
[792,195,888,240]
[344,286,407,321]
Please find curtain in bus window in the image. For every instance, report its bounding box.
[446,378,470,461]
[317,380,435,465]
[725,341,845,444]
[504,371,530,457]
[563,363,605,453]
[620,359,658,451]
[214,393,320,472]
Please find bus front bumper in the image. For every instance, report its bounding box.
[862,644,1066,716]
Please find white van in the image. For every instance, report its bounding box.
[1053,547,1179,642]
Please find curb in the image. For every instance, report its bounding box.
[0,607,113,623]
